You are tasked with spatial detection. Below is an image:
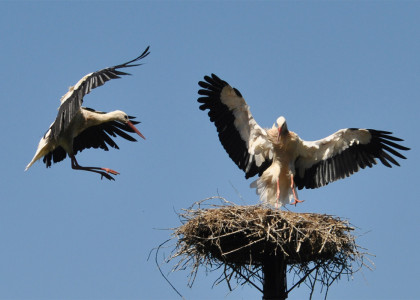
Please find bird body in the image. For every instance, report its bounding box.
[250,123,301,205]
[198,74,409,207]
[26,47,150,180]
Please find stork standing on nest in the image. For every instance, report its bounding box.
[25,46,150,180]
[198,73,410,207]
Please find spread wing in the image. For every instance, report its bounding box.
[42,110,140,168]
[50,46,150,141]
[293,128,410,189]
[198,73,273,179]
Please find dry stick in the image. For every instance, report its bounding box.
[226,262,263,293]
[286,263,319,294]
[151,239,186,300]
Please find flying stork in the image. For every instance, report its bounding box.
[25,46,150,180]
[198,73,410,207]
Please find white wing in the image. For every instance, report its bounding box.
[293,128,409,189]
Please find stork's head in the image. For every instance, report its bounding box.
[275,116,288,142]
[113,110,146,140]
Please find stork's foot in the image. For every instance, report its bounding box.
[70,155,120,181]
[290,198,304,206]
[99,172,116,181]
[289,174,304,206]
[102,168,120,176]
[99,168,120,180]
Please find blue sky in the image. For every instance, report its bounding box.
[1,1,419,299]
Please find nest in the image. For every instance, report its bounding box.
[168,197,373,298]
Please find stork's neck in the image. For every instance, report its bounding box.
[102,110,123,121]
[82,109,122,127]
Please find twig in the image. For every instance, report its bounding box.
[151,239,186,300]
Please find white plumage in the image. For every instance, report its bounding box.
[198,74,410,207]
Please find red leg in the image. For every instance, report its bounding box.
[70,154,119,181]
[290,174,304,206]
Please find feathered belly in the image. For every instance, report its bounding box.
[250,161,295,207]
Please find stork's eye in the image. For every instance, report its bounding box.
[124,115,129,120]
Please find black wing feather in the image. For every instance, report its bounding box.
[73,120,139,155]
[42,146,67,168]
[41,118,140,167]
[198,74,272,179]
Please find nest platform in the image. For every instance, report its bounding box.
[169,198,372,298]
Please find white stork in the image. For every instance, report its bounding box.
[25,46,150,180]
[198,74,410,207]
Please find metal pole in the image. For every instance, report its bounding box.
[262,254,287,300]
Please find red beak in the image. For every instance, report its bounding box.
[128,121,146,140]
